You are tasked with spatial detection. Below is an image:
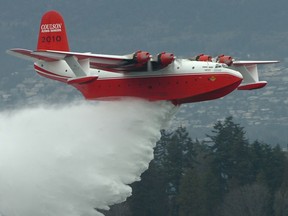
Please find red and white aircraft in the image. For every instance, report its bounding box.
[7,10,278,105]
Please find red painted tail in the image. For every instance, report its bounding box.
[37,10,70,51]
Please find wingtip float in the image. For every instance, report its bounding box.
[7,10,279,105]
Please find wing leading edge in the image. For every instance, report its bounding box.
[7,49,174,73]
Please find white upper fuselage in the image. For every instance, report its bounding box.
[34,58,242,81]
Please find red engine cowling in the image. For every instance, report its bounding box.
[158,52,175,66]
[133,51,150,64]
[196,54,212,62]
[217,54,233,66]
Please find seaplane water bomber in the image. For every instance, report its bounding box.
[7,10,278,105]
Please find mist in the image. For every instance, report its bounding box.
[0,99,174,216]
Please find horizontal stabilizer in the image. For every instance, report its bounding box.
[7,48,57,61]
[237,81,267,90]
[67,76,98,85]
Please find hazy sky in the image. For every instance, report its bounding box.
[2,0,288,59]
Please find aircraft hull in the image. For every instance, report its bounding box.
[70,73,242,104]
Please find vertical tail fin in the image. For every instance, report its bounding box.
[37,10,70,51]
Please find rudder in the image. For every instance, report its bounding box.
[37,10,70,51]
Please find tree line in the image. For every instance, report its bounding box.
[103,116,288,216]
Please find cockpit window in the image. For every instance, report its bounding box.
[215,64,222,68]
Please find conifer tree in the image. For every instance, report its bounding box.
[128,160,168,216]
[207,116,253,203]
[163,126,195,216]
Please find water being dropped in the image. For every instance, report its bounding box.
[0,99,174,216]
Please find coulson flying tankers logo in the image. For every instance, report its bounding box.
[41,23,62,33]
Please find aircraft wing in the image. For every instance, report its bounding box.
[232,60,279,66]
[7,48,171,73]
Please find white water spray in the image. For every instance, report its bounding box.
[0,100,174,216]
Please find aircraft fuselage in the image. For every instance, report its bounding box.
[34,59,243,104]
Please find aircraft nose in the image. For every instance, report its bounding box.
[227,69,243,82]
[217,69,243,91]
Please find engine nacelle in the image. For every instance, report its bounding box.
[133,51,150,64]
[158,52,175,66]
[196,54,212,62]
[217,54,233,66]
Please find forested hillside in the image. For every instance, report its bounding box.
[104,117,288,216]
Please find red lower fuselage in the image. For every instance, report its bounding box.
[72,73,242,104]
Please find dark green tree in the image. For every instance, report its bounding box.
[207,117,252,196]
[153,129,172,167]
[221,183,270,216]
[178,167,220,216]
[178,168,204,216]
[274,154,288,216]
[128,160,168,216]
[177,140,222,216]
[165,127,195,192]
[125,117,288,216]
[250,142,286,191]
[164,126,195,216]
[266,145,286,191]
